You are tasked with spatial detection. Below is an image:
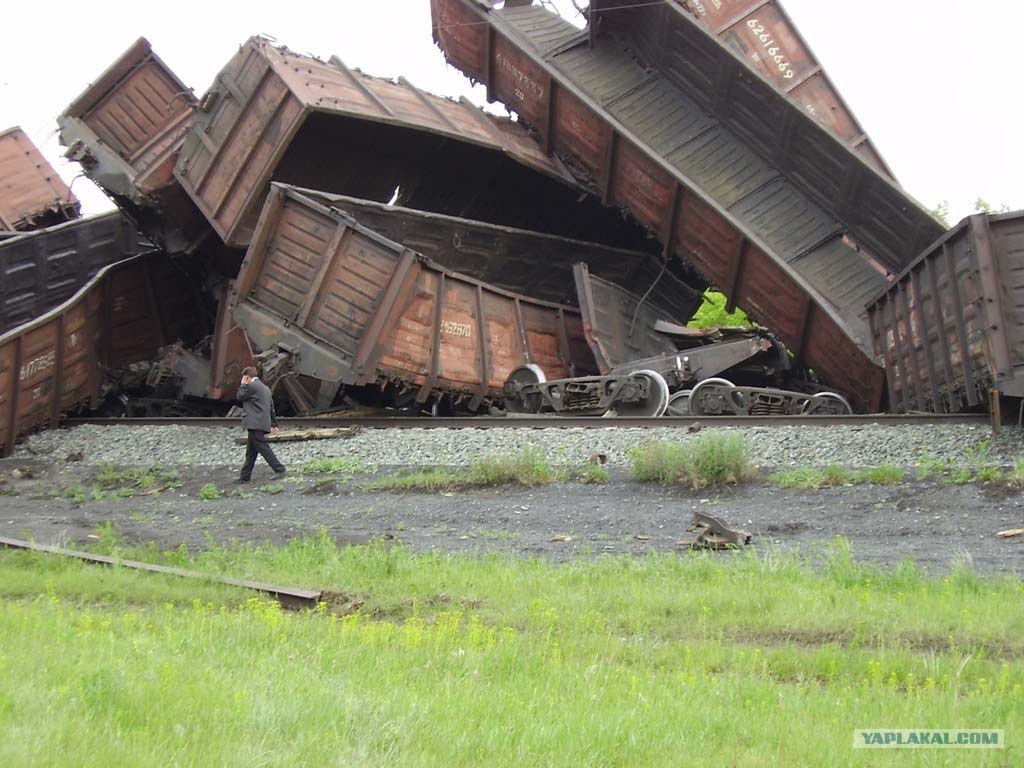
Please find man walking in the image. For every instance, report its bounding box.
[237,366,286,482]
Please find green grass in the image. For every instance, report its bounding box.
[198,483,222,501]
[300,457,377,475]
[95,464,181,490]
[0,534,1020,767]
[364,467,468,492]
[576,464,610,484]
[629,433,753,489]
[468,444,555,486]
[257,483,285,495]
[769,464,904,490]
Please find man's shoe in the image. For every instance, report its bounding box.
[235,478,251,484]
[274,468,287,476]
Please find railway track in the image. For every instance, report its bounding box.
[61,413,992,430]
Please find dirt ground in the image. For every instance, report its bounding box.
[1,457,1022,575]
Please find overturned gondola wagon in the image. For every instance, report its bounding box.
[230,185,612,411]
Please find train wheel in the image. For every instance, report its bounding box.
[503,364,546,414]
[804,391,853,415]
[614,370,670,418]
[665,389,692,416]
[688,377,737,416]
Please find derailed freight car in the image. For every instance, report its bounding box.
[0,212,151,334]
[673,0,895,177]
[0,127,80,232]
[868,211,1024,413]
[430,0,946,412]
[231,185,605,411]
[0,252,207,457]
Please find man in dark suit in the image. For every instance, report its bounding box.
[237,366,286,482]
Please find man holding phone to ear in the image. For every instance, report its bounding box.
[237,366,286,482]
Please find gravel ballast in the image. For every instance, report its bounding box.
[14,422,1024,469]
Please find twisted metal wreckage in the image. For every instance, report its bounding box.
[2,0,1021,456]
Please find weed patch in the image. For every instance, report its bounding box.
[198,483,222,501]
[629,433,752,489]
[300,457,376,475]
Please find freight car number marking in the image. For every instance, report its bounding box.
[688,0,722,17]
[441,321,472,338]
[495,52,545,101]
[19,351,56,381]
[746,19,796,80]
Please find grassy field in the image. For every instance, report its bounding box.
[0,534,1020,766]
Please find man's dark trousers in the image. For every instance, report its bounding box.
[240,429,285,481]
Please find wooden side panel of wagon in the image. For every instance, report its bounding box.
[0,127,79,232]
[0,212,150,334]
[673,0,894,177]
[230,186,596,406]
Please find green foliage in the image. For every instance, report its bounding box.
[95,464,180,490]
[858,465,904,485]
[769,464,903,489]
[576,464,609,485]
[0,537,1022,767]
[257,484,285,495]
[1009,457,1024,488]
[300,457,377,475]
[930,200,950,226]
[687,290,752,328]
[916,444,1005,485]
[198,483,222,501]
[63,484,87,503]
[974,198,1010,215]
[469,444,555,487]
[365,467,467,492]
[629,433,752,489]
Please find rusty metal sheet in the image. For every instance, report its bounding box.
[675,0,894,178]
[278,187,702,319]
[868,210,1024,412]
[573,263,685,372]
[0,212,151,334]
[0,127,80,232]
[431,0,891,410]
[208,281,254,400]
[231,185,599,405]
[0,251,206,456]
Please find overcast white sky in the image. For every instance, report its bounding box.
[1,0,1019,225]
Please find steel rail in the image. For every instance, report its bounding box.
[61,414,992,430]
[0,536,322,611]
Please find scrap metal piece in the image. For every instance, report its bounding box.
[683,511,751,549]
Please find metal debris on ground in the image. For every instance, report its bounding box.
[679,511,752,550]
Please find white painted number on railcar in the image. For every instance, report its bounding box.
[746,19,796,80]
[19,350,56,381]
[441,321,472,339]
[688,0,722,17]
[495,52,545,101]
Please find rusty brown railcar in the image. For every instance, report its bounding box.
[0,127,80,232]
[0,212,151,334]
[673,0,894,178]
[868,211,1024,413]
[430,0,915,411]
[0,252,206,457]
[169,36,663,257]
[270,187,703,312]
[231,185,599,410]
[58,38,207,253]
